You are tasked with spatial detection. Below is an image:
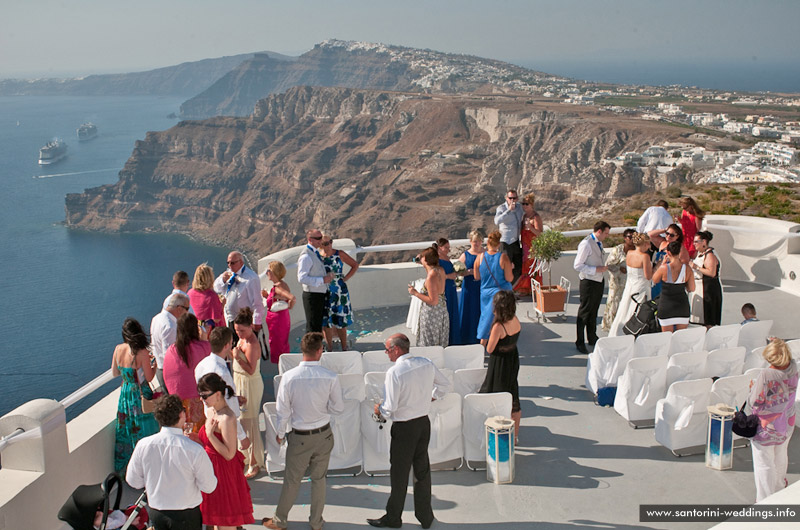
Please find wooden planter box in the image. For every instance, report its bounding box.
[535,285,568,313]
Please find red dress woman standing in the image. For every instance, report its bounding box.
[678,196,705,259]
[513,192,543,294]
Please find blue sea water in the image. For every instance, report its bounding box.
[0,96,229,417]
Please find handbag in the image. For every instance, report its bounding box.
[270,300,289,312]
[140,380,161,414]
[257,327,270,361]
[732,400,759,438]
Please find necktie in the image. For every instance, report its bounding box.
[226,272,237,293]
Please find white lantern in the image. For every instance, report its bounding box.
[484,416,515,484]
[706,404,735,470]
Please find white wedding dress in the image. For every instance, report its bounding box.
[609,266,651,337]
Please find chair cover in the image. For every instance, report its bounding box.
[654,378,713,452]
[361,399,393,475]
[406,278,426,336]
[462,392,512,469]
[443,344,485,371]
[278,353,303,375]
[737,320,773,355]
[666,351,709,388]
[585,335,635,394]
[454,368,488,398]
[427,393,463,467]
[410,346,446,368]
[668,327,707,356]
[709,373,752,410]
[263,402,287,475]
[362,350,394,374]
[786,339,800,358]
[321,351,364,375]
[705,347,746,379]
[364,371,387,403]
[614,355,669,423]
[704,324,741,351]
[743,346,768,372]
[328,374,363,473]
[273,374,282,399]
[633,331,672,359]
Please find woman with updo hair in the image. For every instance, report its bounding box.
[748,339,798,502]
[474,230,513,345]
[653,240,695,332]
[435,237,461,345]
[232,306,264,478]
[689,230,723,328]
[609,232,654,337]
[409,246,449,347]
[457,229,484,344]
[679,196,705,258]
[197,373,255,528]
[112,317,159,471]
[163,312,211,433]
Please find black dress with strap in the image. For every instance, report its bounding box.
[479,324,521,412]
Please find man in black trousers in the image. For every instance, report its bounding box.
[573,220,610,354]
[367,334,451,529]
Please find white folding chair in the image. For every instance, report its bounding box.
[710,373,752,410]
[263,402,287,476]
[364,371,387,403]
[743,346,768,372]
[462,393,512,470]
[410,346,446,368]
[666,351,709,388]
[278,353,303,375]
[654,378,714,455]
[737,320,773,355]
[786,339,800,358]
[614,355,669,427]
[443,344,485,371]
[362,350,393,373]
[704,324,742,351]
[744,367,764,384]
[585,335,635,394]
[633,332,672,359]
[705,347,746,379]
[328,373,364,476]
[454,368,488,398]
[428,393,464,469]
[273,374,282,398]
[321,351,364,375]
[668,327,707,356]
[361,399,393,476]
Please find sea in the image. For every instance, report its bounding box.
[0,96,229,418]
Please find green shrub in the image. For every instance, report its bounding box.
[666,186,682,198]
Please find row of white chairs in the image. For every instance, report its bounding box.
[586,321,774,394]
[262,365,510,476]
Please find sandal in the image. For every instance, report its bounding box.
[245,465,260,480]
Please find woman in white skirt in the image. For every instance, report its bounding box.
[609,232,653,337]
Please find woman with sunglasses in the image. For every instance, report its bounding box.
[319,234,359,351]
[653,241,695,332]
[196,373,255,529]
[513,193,544,296]
[232,307,264,479]
[649,223,690,299]
[678,196,705,258]
[689,231,722,328]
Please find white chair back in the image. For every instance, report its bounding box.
[278,353,303,375]
[786,339,800,358]
[410,346,446,368]
[704,324,741,351]
[462,393,512,469]
[743,346,768,372]
[705,347,745,379]
[634,332,672,359]
[364,371,387,403]
[428,393,464,467]
[443,344,485,371]
[666,351,708,388]
[737,320,773,355]
[709,373,752,410]
[585,335,635,394]
[361,400,392,475]
[654,378,714,452]
[338,373,366,402]
[668,327,706,356]
[273,374,282,398]
[614,355,669,423]
[329,375,364,473]
[454,368,488,398]
[263,402,287,474]
[362,350,394,373]
[321,351,364,375]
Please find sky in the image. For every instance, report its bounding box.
[2,0,800,90]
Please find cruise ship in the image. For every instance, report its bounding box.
[38,138,67,165]
[1,214,799,529]
[76,122,98,142]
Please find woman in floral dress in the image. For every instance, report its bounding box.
[320,234,359,351]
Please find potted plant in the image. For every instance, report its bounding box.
[529,229,568,313]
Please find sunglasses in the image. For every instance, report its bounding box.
[521,202,529,206]
[666,232,678,237]
[507,196,518,201]
[309,236,322,241]
[321,241,332,246]
[199,392,214,400]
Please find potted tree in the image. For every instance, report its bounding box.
[529,229,569,313]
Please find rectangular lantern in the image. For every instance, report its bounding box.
[485,416,515,483]
[706,404,735,470]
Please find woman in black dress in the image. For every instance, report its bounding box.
[690,231,722,328]
[653,241,696,332]
[479,290,522,443]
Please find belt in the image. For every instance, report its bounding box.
[292,423,330,435]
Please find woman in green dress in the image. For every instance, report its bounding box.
[112,317,159,471]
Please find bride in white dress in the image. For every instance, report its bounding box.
[609,233,653,337]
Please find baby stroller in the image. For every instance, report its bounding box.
[58,472,148,530]
[622,293,660,337]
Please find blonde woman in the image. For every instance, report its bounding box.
[457,230,484,344]
[409,247,449,347]
[261,261,295,363]
[609,232,653,337]
[188,263,224,328]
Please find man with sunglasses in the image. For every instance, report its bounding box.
[214,251,264,342]
[494,189,525,284]
[297,229,334,333]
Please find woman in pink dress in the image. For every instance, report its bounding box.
[678,196,705,259]
[513,192,543,294]
[188,263,224,329]
[261,261,295,363]
[163,313,211,432]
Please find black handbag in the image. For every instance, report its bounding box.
[732,400,758,438]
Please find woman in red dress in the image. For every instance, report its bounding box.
[197,373,254,529]
[678,196,705,259]
[513,192,544,294]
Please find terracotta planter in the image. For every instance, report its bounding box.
[535,285,568,313]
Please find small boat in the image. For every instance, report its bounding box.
[39,139,68,165]
[76,122,98,141]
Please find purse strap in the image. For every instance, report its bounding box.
[483,253,502,288]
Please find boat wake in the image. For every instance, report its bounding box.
[33,167,118,179]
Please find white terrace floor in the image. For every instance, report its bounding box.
[221,278,800,530]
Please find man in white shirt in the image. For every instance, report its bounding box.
[636,200,672,248]
[297,229,334,333]
[494,189,525,284]
[126,394,217,530]
[263,332,344,530]
[367,333,452,529]
[150,292,190,390]
[213,251,264,341]
[573,221,610,354]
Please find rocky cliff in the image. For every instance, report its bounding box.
[66,86,696,255]
[179,39,557,119]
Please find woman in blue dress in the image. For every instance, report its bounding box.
[320,234,360,351]
[436,237,461,346]
[457,230,484,344]
[473,231,514,344]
